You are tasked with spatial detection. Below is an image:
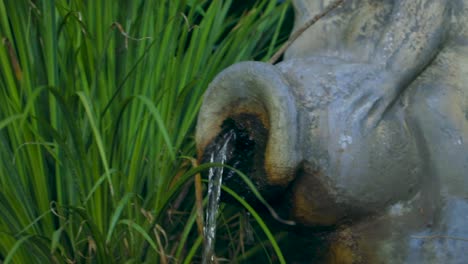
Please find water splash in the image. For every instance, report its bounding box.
[202,130,235,264]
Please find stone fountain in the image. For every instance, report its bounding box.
[196,0,468,262]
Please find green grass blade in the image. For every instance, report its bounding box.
[76,91,115,197]
[182,236,203,264]
[3,234,33,264]
[0,114,24,130]
[221,186,286,264]
[106,193,134,243]
[119,219,158,252]
[135,95,176,161]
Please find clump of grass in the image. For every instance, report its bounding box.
[0,0,291,263]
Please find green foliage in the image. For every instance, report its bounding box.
[0,0,290,263]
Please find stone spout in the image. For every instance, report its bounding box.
[196,62,301,201]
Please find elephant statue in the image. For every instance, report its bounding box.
[196,0,468,263]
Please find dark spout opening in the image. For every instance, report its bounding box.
[201,113,284,206]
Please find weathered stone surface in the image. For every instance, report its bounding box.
[197,1,468,262]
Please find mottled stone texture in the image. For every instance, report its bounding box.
[197,0,468,262]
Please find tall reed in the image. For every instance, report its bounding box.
[0,0,290,263]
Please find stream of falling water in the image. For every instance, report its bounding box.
[202,131,235,264]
